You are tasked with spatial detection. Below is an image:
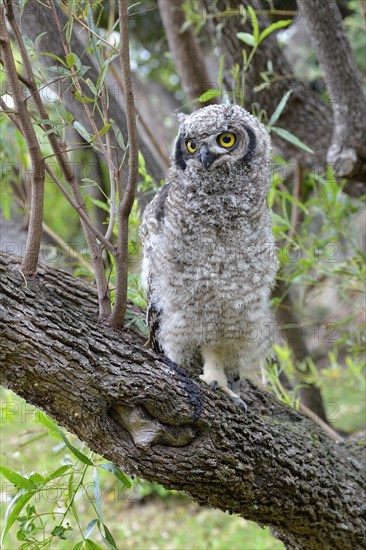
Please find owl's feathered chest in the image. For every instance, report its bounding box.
[161,175,263,256]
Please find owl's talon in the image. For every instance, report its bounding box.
[234,396,248,413]
[210,380,219,391]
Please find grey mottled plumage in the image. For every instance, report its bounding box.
[140,104,277,409]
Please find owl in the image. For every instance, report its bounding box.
[140,104,277,410]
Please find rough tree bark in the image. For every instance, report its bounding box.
[296,0,366,182]
[158,0,218,108]
[0,254,365,550]
[202,0,366,197]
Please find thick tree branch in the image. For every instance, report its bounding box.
[0,254,364,550]
[296,0,366,181]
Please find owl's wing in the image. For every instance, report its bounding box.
[140,183,172,354]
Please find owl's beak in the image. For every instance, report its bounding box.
[200,145,218,170]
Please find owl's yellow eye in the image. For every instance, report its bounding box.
[218,132,236,148]
[186,139,197,154]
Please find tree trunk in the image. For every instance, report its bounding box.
[296,0,366,182]
[0,254,365,550]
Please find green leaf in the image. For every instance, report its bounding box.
[96,53,120,95]
[87,5,103,66]
[66,53,76,68]
[43,465,70,484]
[93,467,103,523]
[73,121,93,143]
[259,19,293,44]
[111,121,126,150]
[198,89,220,103]
[37,411,60,438]
[98,462,131,488]
[89,197,110,212]
[102,524,118,550]
[84,519,99,539]
[1,491,33,545]
[59,430,94,466]
[73,91,95,104]
[51,525,73,540]
[29,473,44,485]
[236,32,255,46]
[39,51,67,67]
[85,539,104,550]
[247,5,259,44]
[271,127,315,154]
[268,90,293,127]
[85,78,98,95]
[73,542,84,550]
[97,123,111,138]
[0,467,36,490]
[276,191,309,214]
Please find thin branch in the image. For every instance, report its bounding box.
[0,3,45,275]
[44,165,115,253]
[107,0,139,328]
[289,161,303,240]
[109,63,170,168]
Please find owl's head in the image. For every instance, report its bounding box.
[172,104,271,175]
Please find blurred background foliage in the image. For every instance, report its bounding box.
[0,0,365,548]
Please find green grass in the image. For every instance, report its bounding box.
[0,390,283,550]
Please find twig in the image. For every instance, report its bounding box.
[289,161,303,240]
[107,0,139,328]
[0,3,45,275]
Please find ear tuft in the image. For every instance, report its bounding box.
[176,112,188,124]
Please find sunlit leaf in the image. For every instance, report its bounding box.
[98,462,132,488]
[0,467,36,491]
[268,90,293,127]
[1,491,33,545]
[271,127,315,154]
[259,20,293,44]
[59,430,94,466]
[247,5,259,45]
[198,89,220,102]
[66,53,76,68]
[236,32,255,46]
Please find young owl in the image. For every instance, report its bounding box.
[140,104,277,410]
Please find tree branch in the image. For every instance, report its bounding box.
[0,3,45,275]
[0,254,365,550]
[296,0,366,181]
[107,0,139,329]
